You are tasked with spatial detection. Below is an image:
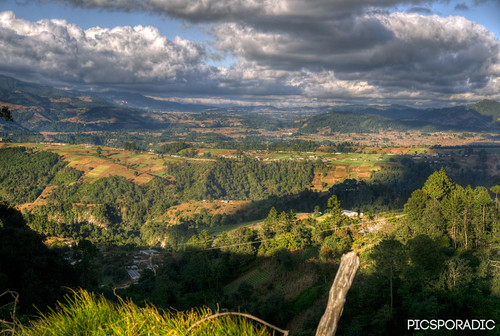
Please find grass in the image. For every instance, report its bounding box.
[287,285,325,315]
[6,290,276,336]
[328,153,392,167]
[207,219,263,235]
[85,165,110,179]
[224,268,270,295]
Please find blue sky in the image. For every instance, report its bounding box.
[0,0,499,106]
[1,2,208,41]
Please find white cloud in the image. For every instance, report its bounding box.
[211,11,500,101]
[0,10,210,84]
[2,0,500,105]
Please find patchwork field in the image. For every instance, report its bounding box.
[7,143,404,188]
[165,200,252,225]
[9,141,498,224]
[8,143,168,184]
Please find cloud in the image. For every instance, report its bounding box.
[36,0,451,22]
[212,12,499,98]
[2,0,500,105]
[454,3,470,10]
[407,7,433,14]
[0,10,214,86]
[212,16,395,72]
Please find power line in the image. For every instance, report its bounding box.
[180,214,406,251]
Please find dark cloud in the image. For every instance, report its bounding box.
[407,7,433,14]
[2,0,499,105]
[454,3,470,10]
[213,12,499,96]
[212,16,396,72]
[34,0,448,23]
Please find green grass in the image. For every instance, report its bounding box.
[6,290,275,336]
[329,154,391,167]
[224,268,270,295]
[86,165,110,178]
[264,153,300,160]
[287,285,325,315]
[202,149,231,154]
[207,219,262,235]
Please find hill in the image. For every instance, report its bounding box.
[0,75,172,131]
[0,203,77,314]
[300,103,500,133]
[467,99,500,122]
[299,111,428,134]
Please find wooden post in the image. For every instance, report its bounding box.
[316,252,359,336]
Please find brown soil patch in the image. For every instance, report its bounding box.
[17,185,58,211]
[165,200,251,224]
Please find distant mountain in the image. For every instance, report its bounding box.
[300,101,500,133]
[416,106,493,130]
[1,75,499,133]
[0,75,173,131]
[299,111,429,134]
[95,91,210,112]
[330,104,423,120]
[467,100,500,122]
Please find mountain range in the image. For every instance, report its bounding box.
[0,75,499,133]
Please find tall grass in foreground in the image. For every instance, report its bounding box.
[4,290,275,336]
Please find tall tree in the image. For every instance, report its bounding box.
[490,185,500,210]
[403,189,428,237]
[442,186,464,248]
[0,106,13,122]
[371,239,407,315]
[473,186,492,246]
[421,168,455,200]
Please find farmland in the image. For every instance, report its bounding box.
[4,141,500,216]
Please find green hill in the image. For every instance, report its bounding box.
[0,75,170,131]
[299,111,427,134]
[467,99,500,122]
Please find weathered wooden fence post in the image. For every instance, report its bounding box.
[315,251,360,336]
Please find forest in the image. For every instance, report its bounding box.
[0,145,499,335]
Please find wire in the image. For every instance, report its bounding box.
[180,214,406,251]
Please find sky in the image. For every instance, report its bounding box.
[0,0,499,107]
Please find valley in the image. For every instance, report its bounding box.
[0,75,499,335]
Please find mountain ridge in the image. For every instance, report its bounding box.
[1,75,499,132]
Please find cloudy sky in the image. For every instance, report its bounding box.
[0,0,499,107]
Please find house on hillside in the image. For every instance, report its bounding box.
[342,210,363,218]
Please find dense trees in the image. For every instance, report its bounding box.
[121,170,500,335]
[25,175,179,244]
[166,157,316,201]
[0,147,66,203]
[0,203,77,313]
[328,158,434,212]
[337,170,499,335]
[155,141,191,154]
[0,148,320,245]
[402,168,498,249]
[299,111,421,134]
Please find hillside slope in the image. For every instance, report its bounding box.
[467,99,500,122]
[0,75,171,131]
